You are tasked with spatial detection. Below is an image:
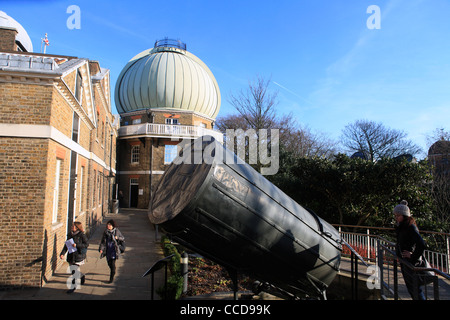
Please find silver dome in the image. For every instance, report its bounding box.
[115,45,220,119]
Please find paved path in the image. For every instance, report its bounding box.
[0,209,165,300]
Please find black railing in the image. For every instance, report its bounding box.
[377,239,450,300]
[142,254,174,300]
[154,38,187,51]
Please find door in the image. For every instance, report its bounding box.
[129,179,139,208]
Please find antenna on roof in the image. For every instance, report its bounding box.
[41,33,49,54]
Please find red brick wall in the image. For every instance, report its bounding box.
[0,138,48,287]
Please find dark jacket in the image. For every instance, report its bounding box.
[99,228,125,260]
[395,220,426,264]
[60,231,89,264]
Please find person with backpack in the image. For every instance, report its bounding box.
[60,221,89,293]
[99,219,125,283]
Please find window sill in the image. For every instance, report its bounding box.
[51,222,64,231]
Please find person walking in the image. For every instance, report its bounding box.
[99,219,125,283]
[394,200,427,300]
[60,221,89,293]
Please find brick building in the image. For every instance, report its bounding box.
[115,39,222,209]
[0,12,117,288]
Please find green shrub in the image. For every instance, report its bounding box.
[157,236,184,300]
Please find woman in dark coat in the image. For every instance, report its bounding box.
[60,221,89,293]
[99,219,125,283]
[394,200,427,300]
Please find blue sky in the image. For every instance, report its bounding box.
[2,0,449,156]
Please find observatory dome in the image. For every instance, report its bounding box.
[115,39,220,119]
[428,140,450,156]
[0,11,33,52]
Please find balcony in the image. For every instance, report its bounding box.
[118,123,223,142]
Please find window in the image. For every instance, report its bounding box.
[93,170,97,206]
[75,70,83,103]
[52,159,61,223]
[132,118,142,124]
[96,114,100,138]
[131,145,140,164]
[72,112,79,143]
[97,173,102,204]
[164,145,178,164]
[165,118,179,125]
[79,166,84,213]
[101,121,105,144]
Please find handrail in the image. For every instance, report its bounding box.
[339,239,369,300]
[377,239,450,300]
[142,254,175,300]
[340,239,369,267]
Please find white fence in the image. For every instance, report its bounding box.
[119,123,223,142]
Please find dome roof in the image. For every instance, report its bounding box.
[115,42,220,119]
[0,11,33,52]
[428,140,450,155]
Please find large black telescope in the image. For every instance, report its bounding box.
[149,136,341,299]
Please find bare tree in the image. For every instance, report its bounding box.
[340,119,422,161]
[216,75,337,160]
[227,75,278,130]
[277,115,337,158]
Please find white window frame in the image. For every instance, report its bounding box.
[131,145,140,164]
[165,118,179,125]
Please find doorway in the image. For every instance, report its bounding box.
[129,178,139,208]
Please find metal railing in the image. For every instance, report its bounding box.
[118,123,223,142]
[334,224,450,300]
[154,38,187,50]
[336,225,450,274]
[142,254,174,300]
[376,239,450,300]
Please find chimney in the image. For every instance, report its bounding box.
[0,27,19,51]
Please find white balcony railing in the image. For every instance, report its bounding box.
[118,123,223,142]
